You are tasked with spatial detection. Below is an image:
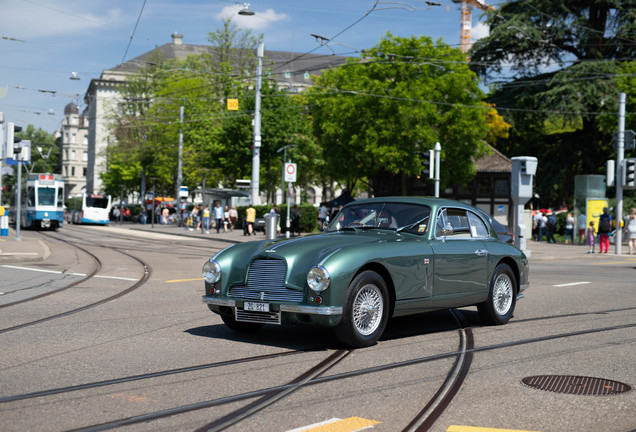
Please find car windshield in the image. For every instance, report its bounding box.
[327,202,431,234]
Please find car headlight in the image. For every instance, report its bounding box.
[307,265,331,292]
[202,259,222,284]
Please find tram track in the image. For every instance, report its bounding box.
[0,231,151,334]
[2,309,632,432]
[0,237,101,309]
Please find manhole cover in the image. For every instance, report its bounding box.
[522,375,632,396]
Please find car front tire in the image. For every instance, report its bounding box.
[335,270,389,348]
[478,263,516,325]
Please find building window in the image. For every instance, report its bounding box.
[83,151,88,161]
[71,150,76,160]
[71,133,76,144]
[71,166,75,176]
[83,136,88,145]
[83,167,87,177]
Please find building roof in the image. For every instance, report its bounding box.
[105,36,348,86]
[64,102,79,115]
[475,144,512,173]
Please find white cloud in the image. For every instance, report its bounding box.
[0,1,123,39]
[215,5,288,31]
[472,21,490,42]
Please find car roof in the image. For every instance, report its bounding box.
[344,196,475,211]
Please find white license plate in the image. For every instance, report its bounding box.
[244,302,270,312]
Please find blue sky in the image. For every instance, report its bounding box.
[0,0,494,134]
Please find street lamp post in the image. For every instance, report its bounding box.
[251,42,264,205]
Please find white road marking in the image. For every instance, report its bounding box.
[553,281,591,287]
[1,265,138,281]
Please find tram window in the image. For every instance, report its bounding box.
[38,188,56,206]
[57,187,64,207]
[27,188,35,206]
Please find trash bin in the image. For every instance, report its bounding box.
[264,213,278,240]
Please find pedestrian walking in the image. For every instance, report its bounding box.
[223,205,230,233]
[245,203,256,236]
[546,211,556,243]
[229,206,238,232]
[587,221,596,254]
[625,207,636,255]
[597,207,612,253]
[213,202,224,234]
[202,206,210,234]
[578,211,587,244]
[565,212,574,244]
[291,204,301,236]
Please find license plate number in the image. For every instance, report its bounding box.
[244,302,269,312]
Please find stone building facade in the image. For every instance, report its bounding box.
[60,102,89,197]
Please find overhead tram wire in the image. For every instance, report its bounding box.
[121,0,148,65]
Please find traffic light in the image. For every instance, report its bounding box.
[624,158,636,189]
[6,122,22,157]
[420,149,434,179]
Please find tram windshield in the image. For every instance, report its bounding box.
[38,188,56,206]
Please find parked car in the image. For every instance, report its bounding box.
[202,197,529,348]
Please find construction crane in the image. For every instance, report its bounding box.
[451,0,494,53]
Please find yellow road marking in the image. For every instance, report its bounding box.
[289,417,381,432]
[165,277,203,283]
[447,426,541,432]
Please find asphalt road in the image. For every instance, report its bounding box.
[0,224,634,432]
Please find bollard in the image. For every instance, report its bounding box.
[264,213,278,240]
[1,215,8,237]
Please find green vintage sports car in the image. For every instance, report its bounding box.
[202,197,529,348]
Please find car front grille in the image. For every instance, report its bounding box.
[228,258,304,302]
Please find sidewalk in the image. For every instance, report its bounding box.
[0,223,631,263]
[0,228,51,263]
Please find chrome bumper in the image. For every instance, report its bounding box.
[202,296,343,316]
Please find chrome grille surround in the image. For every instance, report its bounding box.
[235,309,281,324]
[228,258,304,302]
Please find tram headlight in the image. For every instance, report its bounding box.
[307,265,331,293]
[202,259,222,284]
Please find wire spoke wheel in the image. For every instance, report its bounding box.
[352,284,384,336]
[492,273,513,316]
[335,270,389,348]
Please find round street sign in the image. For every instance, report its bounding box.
[285,163,297,182]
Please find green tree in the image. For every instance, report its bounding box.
[307,33,493,194]
[104,19,262,199]
[470,0,636,207]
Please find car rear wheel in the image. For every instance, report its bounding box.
[335,270,389,348]
[221,314,265,332]
[478,263,516,325]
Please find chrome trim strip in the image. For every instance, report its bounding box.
[202,296,236,307]
[280,304,343,315]
[516,293,525,300]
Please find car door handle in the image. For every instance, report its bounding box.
[474,249,489,256]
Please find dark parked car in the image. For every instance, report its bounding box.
[202,197,529,347]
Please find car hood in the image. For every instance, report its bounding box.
[216,230,396,290]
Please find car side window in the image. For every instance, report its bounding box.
[436,208,486,239]
[467,211,490,238]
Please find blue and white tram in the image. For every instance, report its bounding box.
[67,193,111,225]
[23,173,65,230]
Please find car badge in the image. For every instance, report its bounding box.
[424,258,430,264]
[418,224,426,233]
[260,292,265,301]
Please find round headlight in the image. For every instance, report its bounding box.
[202,259,222,284]
[307,265,331,292]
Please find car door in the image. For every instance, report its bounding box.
[430,207,489,307]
